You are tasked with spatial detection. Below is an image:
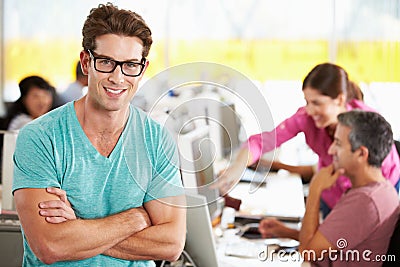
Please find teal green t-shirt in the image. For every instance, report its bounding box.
[12,102,184,266]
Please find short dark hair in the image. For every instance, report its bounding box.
[338,110,393,167]
[4,75,56,128]
[82,2,153,58]
[19,75,54,99]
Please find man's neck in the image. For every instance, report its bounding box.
[350,166,385,188]
[74,97,130,157]
[74,97,129,135]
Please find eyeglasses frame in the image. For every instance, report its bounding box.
[87,49,146,77]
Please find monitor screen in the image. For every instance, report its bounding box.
[188,100,241,160]
[218,102,241,158]
[177,126,223,220]
[184,193,219,267]
[1,131,18,211]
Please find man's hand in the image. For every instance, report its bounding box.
[38,187,77,223]
[309,164,344,193]
[259,218,299,240]
[259,218,288,238]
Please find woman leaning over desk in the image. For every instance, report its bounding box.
[214,62,400,217]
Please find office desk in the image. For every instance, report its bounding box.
[216,229,310,267]
[215,171,309,266]
[230,171,306,218]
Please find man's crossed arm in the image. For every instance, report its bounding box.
[14,187,186,264]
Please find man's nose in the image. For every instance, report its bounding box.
[109,64,125,84]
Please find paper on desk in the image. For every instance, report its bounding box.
[225,240,265,258]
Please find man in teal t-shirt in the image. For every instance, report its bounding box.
[12,3,186,266]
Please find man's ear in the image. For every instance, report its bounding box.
[141,60,150,76]
[357,146,369,162]
[79,50,90,75]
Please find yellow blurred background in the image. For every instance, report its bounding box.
[5,39,400,89]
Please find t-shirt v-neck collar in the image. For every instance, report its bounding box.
[68,103,131,161]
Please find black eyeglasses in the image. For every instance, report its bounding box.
[87,49,146,77]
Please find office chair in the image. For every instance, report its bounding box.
[394,140,400,195]
[394,140,400,157]
[382,213,400,267]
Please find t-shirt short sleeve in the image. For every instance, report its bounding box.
[319,193,379,250]
[12,125,60,193]
[141,119,184,203]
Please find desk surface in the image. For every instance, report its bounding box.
[216,229,310,267]
[215,171,308,266]
[229,171,306,218]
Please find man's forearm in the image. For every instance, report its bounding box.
[15,188,151,264]
[102,196,186,262]
[25,207,149,264]
[57,208,149,263]
[103,220,185,262]
[284,228,300,241]
[299,188,322,249]
[36,191,185,263]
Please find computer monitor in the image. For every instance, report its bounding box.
[184,193,219,267]
[1,131,18,211]
[187,100,241,160]
[208,101,241,159]
[177,125,223,220]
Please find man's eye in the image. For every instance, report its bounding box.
[99,59,113,65]
[125,62,139,69]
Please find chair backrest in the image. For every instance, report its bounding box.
[394,140,400,158]
[382,213,400,267]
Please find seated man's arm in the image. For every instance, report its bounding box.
[299,165,342,260]
[103,195,186,262]
[14,188,151,265]
[258,218,299,240]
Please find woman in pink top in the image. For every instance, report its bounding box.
[215,62,400,215]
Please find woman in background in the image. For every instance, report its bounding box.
[250,80,365,182]
[5,75,56,131]
[214,62,400,218]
